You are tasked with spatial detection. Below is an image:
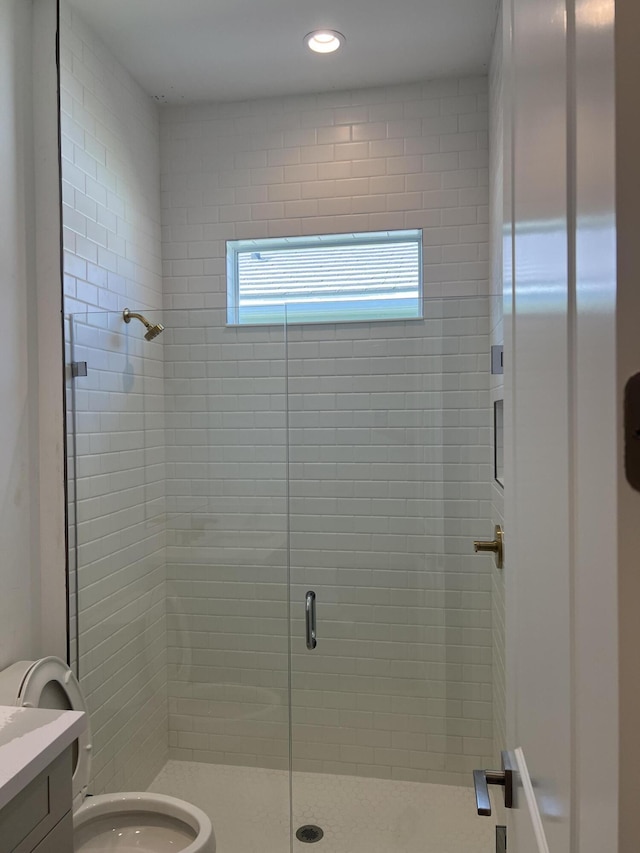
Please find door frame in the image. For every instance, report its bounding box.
[503,0,619,849]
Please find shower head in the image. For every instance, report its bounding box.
[144,323,165,341]
[123,308,165,341]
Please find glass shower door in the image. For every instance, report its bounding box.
[67,299,494,853]
[286,298,495,853]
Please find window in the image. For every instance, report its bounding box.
[226,230,423,325]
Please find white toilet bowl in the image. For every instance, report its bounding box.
[74,792,213,852]
[0,658,215,853]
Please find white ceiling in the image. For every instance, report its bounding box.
[68,0,498,103]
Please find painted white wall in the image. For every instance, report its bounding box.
[0,0,41,667]
[0,0,72,688]
[33,0,68,666]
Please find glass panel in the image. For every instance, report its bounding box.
[68,308,291,851]
[162,309,291,853]
[67,297,495,852]
[68,309,168,793]
[287,296,495,853]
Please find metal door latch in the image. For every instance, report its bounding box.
[473,750,516,816]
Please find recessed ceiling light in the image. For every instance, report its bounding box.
[305,30,345,54]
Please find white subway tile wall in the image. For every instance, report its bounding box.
[60,0,496,788]
[160,80,489,312]
[160,79,494,783]
[489,20,507,768]
[60,2,167,795]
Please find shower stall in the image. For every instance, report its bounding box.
[60,0,501,847]
[66,298,495,853]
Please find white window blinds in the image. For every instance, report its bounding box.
[226,230,423,325]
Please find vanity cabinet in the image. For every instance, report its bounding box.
[0,747,74,853]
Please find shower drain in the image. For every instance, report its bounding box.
[296,825,324,843]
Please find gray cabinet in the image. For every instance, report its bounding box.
[0,748,74,853]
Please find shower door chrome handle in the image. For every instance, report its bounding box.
[305,591,317,650]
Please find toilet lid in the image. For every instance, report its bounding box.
[19,657,92,808]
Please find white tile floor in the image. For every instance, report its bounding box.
[149,761,495,853]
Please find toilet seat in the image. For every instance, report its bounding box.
[18,657,92,807]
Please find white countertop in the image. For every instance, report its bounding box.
[0,705,85,810]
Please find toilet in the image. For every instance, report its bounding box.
[0,657,215,853]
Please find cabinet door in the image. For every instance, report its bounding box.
[31,813,74,853]
[3,749,73,853]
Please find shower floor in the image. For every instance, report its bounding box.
[148,761,494,853]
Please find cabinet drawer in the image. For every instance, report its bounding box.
[1,747,73,853]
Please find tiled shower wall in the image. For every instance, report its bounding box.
[60,3,168,795]
[160,79,495,784]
